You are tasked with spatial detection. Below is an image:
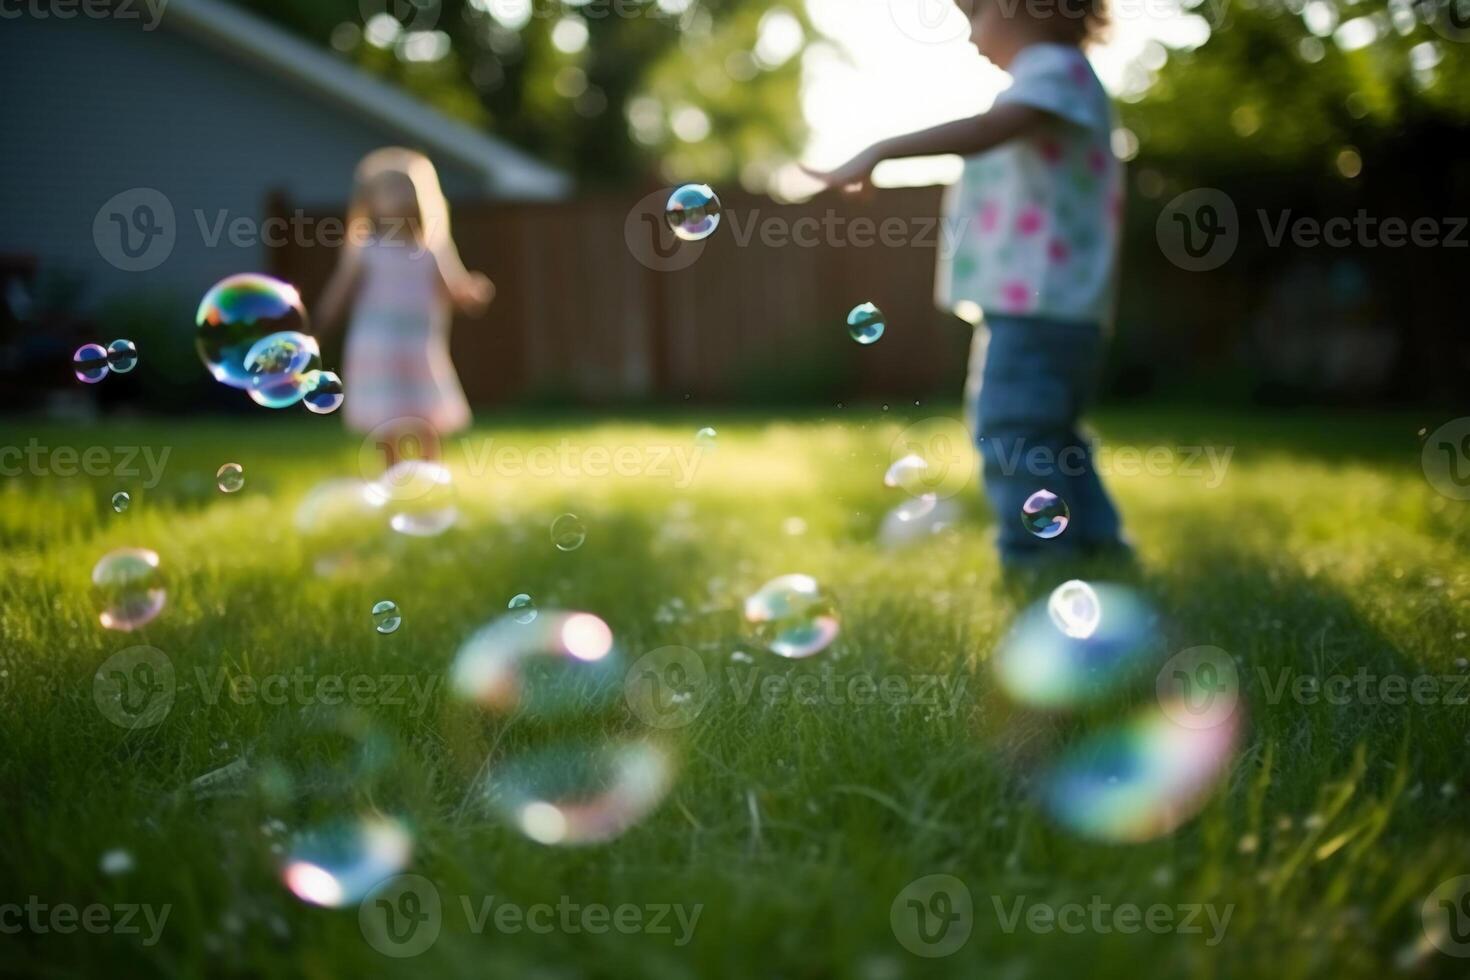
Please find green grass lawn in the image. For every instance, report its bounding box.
[1,405,1467,979]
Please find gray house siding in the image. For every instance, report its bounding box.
[0,14,486,312]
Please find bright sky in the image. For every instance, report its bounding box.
[790,0,1212,193]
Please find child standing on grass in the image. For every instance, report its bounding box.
[317,147,494,466]
[806,0,1128,570]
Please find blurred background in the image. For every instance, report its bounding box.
[1,0,1467,417]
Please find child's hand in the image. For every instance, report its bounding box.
[800,148,880,198]
[452,272,495,316]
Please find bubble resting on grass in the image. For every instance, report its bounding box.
[196,273,308,390]
[1041,706,1240,843]
[74,344,109,383]
[1021,489,1069,539]
[281,815,412,907]
[743,574,840,659]
[92,547,164,631]
[993,583,1155,709]
[217,463,245,493]
[296,479,381,577]
[372,600,401,634]
[366,460,458,537]
[664,184,722,242]
[695,426,717,449]
[884,453,928,493]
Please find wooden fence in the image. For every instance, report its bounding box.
[267,186,971,406]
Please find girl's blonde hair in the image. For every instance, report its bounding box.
[347,147,453,252]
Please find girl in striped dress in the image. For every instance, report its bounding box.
[317,147,493,465]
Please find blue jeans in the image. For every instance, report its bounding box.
[973,314,1124,565]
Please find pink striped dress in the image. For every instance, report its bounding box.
[342,239,472,435]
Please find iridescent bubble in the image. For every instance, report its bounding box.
[282,815,413,908]
[105,339,138,374]
[111,491,131,513]
[197,273,309,390]
[92,547,165,631]
[695,426,718,449]
[1047,579,1100,640]
[99,849,135,875]
[244,330,321,409]
[884,453,929,493]
[484,741,674,846]
[847,302,886,345]
[372,600,401,634]
[73,344,109,384]
[665,183,722,242]
[508,593,538,624]
[743,574,840,659]
[550,513,586,552]
[301,370,345,415]
[892,493,938,523]
[1021,489,1069,539]
[878,497,961,549]
[216,463,244,493]
[1041,706,1240,843]
[452,611,618,715]
[295,478,381,576]
[365,461,458,537]
[993,583,1156,709]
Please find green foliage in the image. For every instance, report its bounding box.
[231,0,810,187]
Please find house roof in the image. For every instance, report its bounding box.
[163,0,571,200]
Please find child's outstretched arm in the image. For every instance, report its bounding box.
[430,239,495,317]
[802,103,1049,194]
[315,241,363,337]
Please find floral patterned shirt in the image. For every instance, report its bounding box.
[937,44,1123,324]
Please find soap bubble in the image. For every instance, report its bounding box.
[993,583,1156,709]
[1021,489,1069,539]
[111,491,131,513]
[366,461,458,537]
[550,513,587,552]
[302,370,345,415]
[847,302,886,345]
[743,574,840,659]
[483,741,674,846]
[372,600,401,634]
[73,344,109,383]
[216,463,244,493]
[296,478,381,576]
[92,547,165,631]
[282,816,413,908]
[105,339,138,373]
[1041,706,1240,843]
[244,330,321,409]
[196,273,309,390]
[665,184,722,242]
[884,453,929,493]
[878,496,961,549]
[451,611,618,716]
[695,426,717,449]
[1047,579,1101,640]
[508,593,538,624]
